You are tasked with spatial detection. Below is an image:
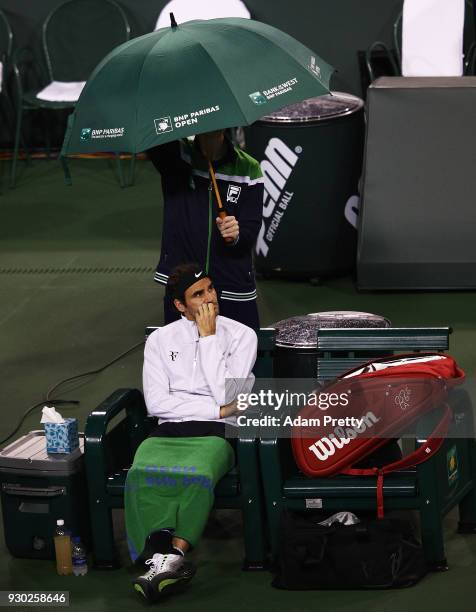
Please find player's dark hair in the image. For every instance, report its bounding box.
[166,263,210,310]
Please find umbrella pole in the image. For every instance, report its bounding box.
[208,159,233,243]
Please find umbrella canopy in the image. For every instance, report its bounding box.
[62,17,334,155]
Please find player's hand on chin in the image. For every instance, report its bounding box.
[195,302,217,337]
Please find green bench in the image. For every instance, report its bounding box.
[84,328,275,570]
[259,327,476,570]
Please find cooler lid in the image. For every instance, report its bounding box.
[273,311,391,348]
[258,92,364,123]
[0,430,84,475]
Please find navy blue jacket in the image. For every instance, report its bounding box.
[148,138,264,302]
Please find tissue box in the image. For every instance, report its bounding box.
[44,418,79,453]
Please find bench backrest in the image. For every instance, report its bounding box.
[316,327,450,381]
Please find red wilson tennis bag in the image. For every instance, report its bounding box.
[291,353,465,516]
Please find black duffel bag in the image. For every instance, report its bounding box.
[272,511,427,590]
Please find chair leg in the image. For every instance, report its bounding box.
[458,489,476,533]
[241,501,267,570]
[22,137,32,166]
[458,439,476,532]
[241,488,267,568]
[0,153,3,195]
[258,440,284,559]
[44,110,52,160]
[128,154,136,187]
[88,500,120,569]
[115,153,126,188]
[10,106,23,188]
[1,93,27,162]
[415,451,449,570]
[236,440,267,569]
[419,501,448,571]
[266,501,282,560]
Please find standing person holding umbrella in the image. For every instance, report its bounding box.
[61,17,335,322]
[147,129,264,329]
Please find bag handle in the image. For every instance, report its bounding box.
[333,351,463,385]
[342,403,452,518]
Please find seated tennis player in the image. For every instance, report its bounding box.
[126,263,257,602]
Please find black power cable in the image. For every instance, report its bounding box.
[0,339,145,448]
[45,340,144,401]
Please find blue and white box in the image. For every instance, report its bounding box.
[44,418,79,454]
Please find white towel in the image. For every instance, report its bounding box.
[155,0,250,30]
[36,80,86,102]
[402,0,465,76]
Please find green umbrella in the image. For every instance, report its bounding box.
[61,15,334,155]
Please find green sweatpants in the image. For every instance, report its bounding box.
[124,436,235,563]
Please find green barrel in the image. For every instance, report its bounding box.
[244,93,364,280]
[271,311,391,380]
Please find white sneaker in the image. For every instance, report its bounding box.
[145,552,184,577]
[132,552,195,601]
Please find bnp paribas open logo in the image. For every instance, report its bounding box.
[80,128,92,141]
[249,91,267,105]
[154,116,173,135]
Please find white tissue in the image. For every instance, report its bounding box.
[40,406,65,424]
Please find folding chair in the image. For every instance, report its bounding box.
[0,9,13,190]
[10,0,130,188]
[0,9,13,89]
[366,1,475,83]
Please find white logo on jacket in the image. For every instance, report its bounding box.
[227,184,241,203]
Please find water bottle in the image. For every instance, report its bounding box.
[71,536,88,576]
[54,519,72,575]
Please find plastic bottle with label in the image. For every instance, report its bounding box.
[71,536,88,576]
[54,519,73,575]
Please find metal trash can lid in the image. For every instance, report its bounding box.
[0,430,84,476]
[273,311,391,348]
[258,92,364,123]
